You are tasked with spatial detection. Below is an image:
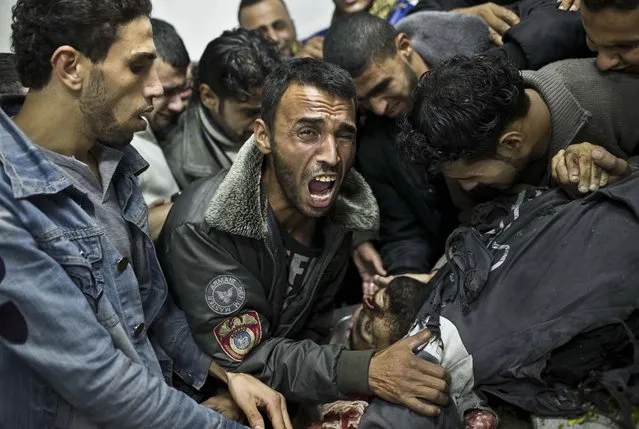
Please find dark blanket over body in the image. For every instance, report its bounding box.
[361,173,639,429]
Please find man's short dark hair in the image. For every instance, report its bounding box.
[150,18,190,74]
[582,0,639,11]
[11,0,152,90]
[260,58,358,132]
[198,28,280,103]
[0,53,24,95]
[324,12,398,78]
[387,276,434,344]
[238,0,290,24]
[399,55,530,168]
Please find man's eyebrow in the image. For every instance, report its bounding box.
[588,33,639,48]
[296,117,325,127]
[337,122,357,135]
[162,81,188,93]
[362,77,392,100]
[128,51,157,63]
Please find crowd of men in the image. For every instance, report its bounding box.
[0,0,638,428]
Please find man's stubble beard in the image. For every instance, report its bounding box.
[79,68,133,147]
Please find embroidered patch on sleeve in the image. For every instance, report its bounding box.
[204,275,246,315]
[214,310,263,361]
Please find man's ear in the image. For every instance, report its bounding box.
[199,83,219,113]
[497,131,524,159]
[395,33,414,60]
[254,118,272,155]
[50,46,85,92]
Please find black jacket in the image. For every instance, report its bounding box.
[356,117,457,274]
[409,0,594,71]
[361,174,639,428]
[158,138,379,402]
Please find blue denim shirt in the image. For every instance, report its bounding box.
[0,110,246,429]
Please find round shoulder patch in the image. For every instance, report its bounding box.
[204,275,246,315]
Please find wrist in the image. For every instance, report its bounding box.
[208,361,229,384]
[337,349,374,395]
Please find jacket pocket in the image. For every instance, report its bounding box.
[38,235,118,328]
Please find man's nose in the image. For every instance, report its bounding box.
[596,50,622,71]
[370,97,388,117]
[167,93,185,114]
[459,180,479,192]
[316,136,339,166]
[265,26,279,45]
[144,65,164,100]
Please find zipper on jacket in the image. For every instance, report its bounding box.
[264,211,347,337]
[283,226,346,337]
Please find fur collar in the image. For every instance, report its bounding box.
[205,137,379,240]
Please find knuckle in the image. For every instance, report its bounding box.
[271,394,282,405]
[433,366,447,380]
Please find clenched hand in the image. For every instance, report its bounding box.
[369,329,450,416]
[551,143,631,197]
[454,3,520,46]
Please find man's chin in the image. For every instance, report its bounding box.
[99,129,137,148]
[301,205,331,219]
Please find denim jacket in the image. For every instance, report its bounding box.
[0,110,245,429]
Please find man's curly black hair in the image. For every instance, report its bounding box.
[198,28,281,104]
[398,55,530,169]
[11,0,152,90]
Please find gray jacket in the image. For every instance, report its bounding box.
[163,105,233,190]
[158,138,379,402]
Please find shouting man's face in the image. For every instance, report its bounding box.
[256,83,357,218]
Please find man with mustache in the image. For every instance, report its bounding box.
[0,0,291,428]
[163,28,281,190]
[238,0,325,59]
[550,0,639,195]
[402,54,639,211]
[581,0,639,73]
[322,9,592,297]
[159,58,451,416]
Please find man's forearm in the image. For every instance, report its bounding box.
[231,338,373,402]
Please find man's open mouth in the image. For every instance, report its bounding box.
[308,175,337,205]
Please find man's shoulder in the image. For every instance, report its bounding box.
[533,58,639,93]
[163,171,228,235]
